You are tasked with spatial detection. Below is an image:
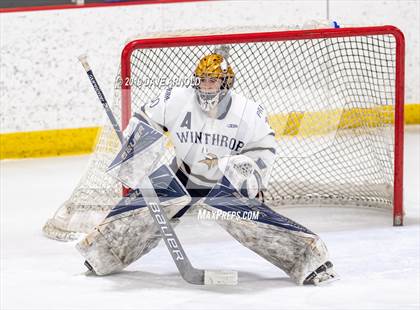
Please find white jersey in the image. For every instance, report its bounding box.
[141,87,277,188]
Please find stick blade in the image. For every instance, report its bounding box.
[204,270,238,285]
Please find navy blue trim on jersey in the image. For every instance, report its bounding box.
[255,158,267,169]
[217,96,232,120]
[240,146,276,155]
[180,161,218,184]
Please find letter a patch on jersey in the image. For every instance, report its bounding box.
[180,112,192,129]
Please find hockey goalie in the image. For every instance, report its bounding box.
[76,46,338,285]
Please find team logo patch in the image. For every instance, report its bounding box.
[227,123,238,128]
[199,153,219,169]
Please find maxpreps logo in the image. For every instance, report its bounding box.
[197,209,260,221]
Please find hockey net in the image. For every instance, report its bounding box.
[43,24,404,241]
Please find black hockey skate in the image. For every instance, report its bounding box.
[303,261,338,285]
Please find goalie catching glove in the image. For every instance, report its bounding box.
[218,155,263,198]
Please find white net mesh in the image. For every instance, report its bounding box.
[43,25,401,241]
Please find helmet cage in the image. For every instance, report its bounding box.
[193,53,235,112]
[194,75,232,112]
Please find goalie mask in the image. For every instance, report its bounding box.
[194,51,235,112]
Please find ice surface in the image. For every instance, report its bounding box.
[1,127,419,310]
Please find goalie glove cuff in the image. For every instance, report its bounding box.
[240,169,263,198]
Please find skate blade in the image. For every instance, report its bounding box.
[313,273,340,286]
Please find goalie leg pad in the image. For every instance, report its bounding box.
[204,203,329,285]
[203,178,331,285]
[77,164,191,275]
[76,202,185,276]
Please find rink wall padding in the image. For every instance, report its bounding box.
[270,105,420,138]
[0,127,100,159]
[1,104,418,160]
[405,104,420,124]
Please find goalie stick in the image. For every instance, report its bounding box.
[78,55,237,286]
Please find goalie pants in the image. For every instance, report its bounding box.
[76,168,330,284]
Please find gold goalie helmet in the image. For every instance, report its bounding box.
[194,45,235,112]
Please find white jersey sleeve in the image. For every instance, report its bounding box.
[240,102,277,189]
[141,88,176,131]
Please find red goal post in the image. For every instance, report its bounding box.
[120,26,405,226]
